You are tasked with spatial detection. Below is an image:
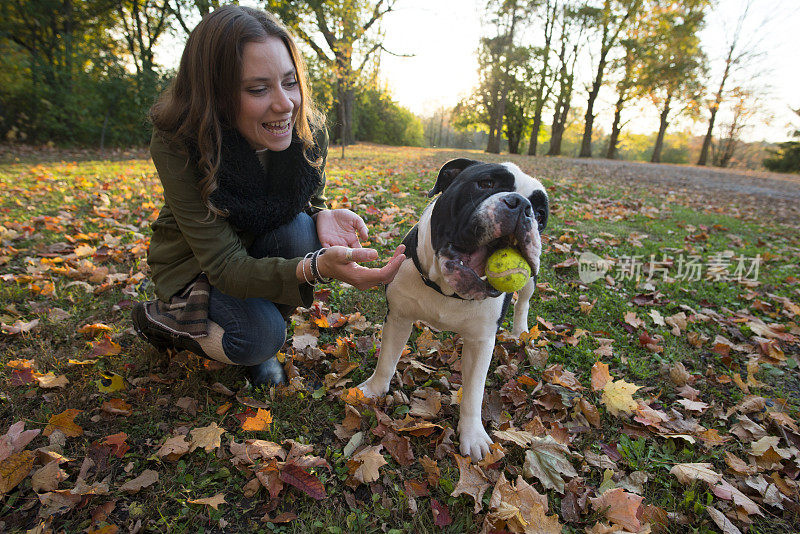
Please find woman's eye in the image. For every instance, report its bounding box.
[247,87,267,95]
[284,80,299,88]
[477,179,493,189]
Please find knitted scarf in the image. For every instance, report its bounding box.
[209,128,321,234]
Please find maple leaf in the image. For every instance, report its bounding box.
[119,469,159,494]
[591,361,611,391]
[590,488,643,532]
[542,364,584,391]
[381,431,415,466]
[31,460,68,493]
[188,493,226,510]
[189,423,226,453]
[279,461,327,500]
[87,336,122,358]
[341,387,369,406]
[0,421,40,462]
[241,408,272,431]
[522,435,578,493]
[156,435,191,461]
[601,379,641,416]
[493,429,534,448]
[1,318,39,335]
[44,409,83,437]
[485,473,560,534]
[450,453,491,513]
[624,311,644,329]
[102,432,130,458]
[0,450,35,495]
[77,323,112,337]
[420,455,441,486]
[348,445,387,484]
[100,398,133,416]
[670,463,761,516]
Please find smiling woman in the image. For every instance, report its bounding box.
[132,5,405,387]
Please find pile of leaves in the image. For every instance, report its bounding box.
[1,145,799,533]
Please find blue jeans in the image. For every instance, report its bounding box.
[208,213,320,366]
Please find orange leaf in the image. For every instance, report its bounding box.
[279,462,327,500]
[590,488,643,532]
[0,450,35,495]
[591,362,611,391]
[78,323,112,337]
[88,336,121,358]
[44,409,83,437]
[241,408,272,431]
[102,432,130,458]
[341,387,368,406]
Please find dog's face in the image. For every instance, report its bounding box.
[427,158,549,300]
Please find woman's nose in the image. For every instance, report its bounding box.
[272,89,294,113]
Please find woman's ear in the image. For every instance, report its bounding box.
[427,158,479,198]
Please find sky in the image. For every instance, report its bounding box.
[156,0,800,143]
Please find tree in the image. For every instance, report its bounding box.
[167,0,224,35]
[269,0,400,147]
[763,109,800,173]
[696,0,764,166]
[713,86,761,167]
[546,2,586,156]
[483,0,534,154]
[637,0,707,163]
[526,0,558,156]
[578,0,642,158]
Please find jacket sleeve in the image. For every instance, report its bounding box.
[150,133,313,306]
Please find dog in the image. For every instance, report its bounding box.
[358,158,549,461]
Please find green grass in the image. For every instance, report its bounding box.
[1,144,799,533]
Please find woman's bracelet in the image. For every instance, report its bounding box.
[302,252,315,285]
[310,248,331,283]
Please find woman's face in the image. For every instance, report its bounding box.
[235,37,301,151]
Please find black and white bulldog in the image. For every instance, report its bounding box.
[359,158,549,460]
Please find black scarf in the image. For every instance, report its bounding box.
[208,128,321,234]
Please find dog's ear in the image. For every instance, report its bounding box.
[428,158,479,198]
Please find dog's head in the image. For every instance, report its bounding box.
[426,158,549,300]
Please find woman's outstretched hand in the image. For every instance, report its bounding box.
[315,209,369,248]
[318,245,406,290]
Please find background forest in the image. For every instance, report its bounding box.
[1,0,798,172]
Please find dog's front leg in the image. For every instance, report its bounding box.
[358,314,413,399]
[511,277,535,337]
[458,335,496,461]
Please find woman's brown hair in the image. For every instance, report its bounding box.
[149,5,324,215]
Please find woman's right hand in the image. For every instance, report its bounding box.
[316,245,406,290]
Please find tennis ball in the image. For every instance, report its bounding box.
[485,247,531,293]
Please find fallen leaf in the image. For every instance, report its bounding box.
[43,409,83,437]
[522,435,578,493]
[101,398,133,416]
[431,498,452,527]
[156,435,191,461]
[0,421,40,462]
[601,380,640,416]
[96,371,125,393]
[348,445,387,484]
[450,453,491,513]
[188,493,226,510]
[591,361,611,391]
[590,487,643,532]
[420,455,441,486]
[706,506,743,534]
[0,450,35,495]
[189,423,226,453]
[279,462,326,500]
[241,408,272,431]
[485,473,560,533]
[119,469,159,494]
[35,372,69,389]
[102,432,130,458]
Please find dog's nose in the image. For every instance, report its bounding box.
[503,195,533,218]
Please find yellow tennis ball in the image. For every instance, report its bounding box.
[486,247,531,293]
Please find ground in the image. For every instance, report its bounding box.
[0,144,799,534]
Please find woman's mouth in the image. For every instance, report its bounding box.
[262,119,292,136]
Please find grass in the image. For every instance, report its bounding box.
[1,143,799,533]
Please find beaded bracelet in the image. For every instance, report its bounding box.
[310,248,331,283]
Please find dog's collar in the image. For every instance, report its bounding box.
[402,225,466,300]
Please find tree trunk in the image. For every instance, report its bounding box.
[605,94,624,159]
[547,99,569,156]
[528,0,556,156]
[698,45,734,166]
[486,98,505,153]
[579,25,611,158]
[651,96,672,163]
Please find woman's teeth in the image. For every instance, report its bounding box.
[262,120,291,135]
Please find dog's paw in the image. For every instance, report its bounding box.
[458,425,493,461]
[357,378,389,399]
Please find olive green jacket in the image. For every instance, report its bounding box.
[146,129,328,305]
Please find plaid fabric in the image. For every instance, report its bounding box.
[144,274,210,339]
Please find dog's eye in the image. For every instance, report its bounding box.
[477,179,493,189]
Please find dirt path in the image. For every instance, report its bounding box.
[521,156,800,227]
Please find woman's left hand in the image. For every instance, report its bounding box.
[315,209,369,248]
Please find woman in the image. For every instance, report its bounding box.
[132,5,405,386]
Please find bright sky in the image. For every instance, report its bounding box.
[156,0,800,143]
